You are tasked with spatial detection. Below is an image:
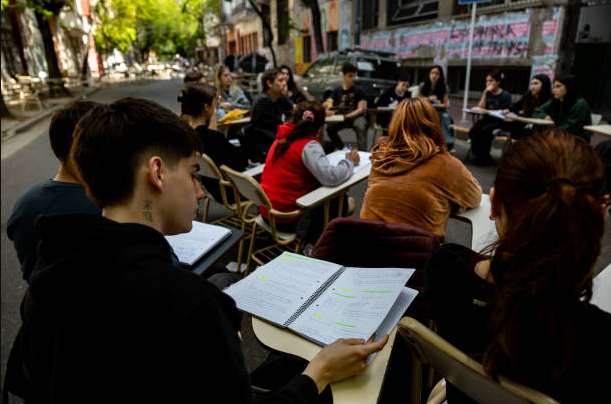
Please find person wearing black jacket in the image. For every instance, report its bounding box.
[178,81,247,203]
[243,68,295,162]
[374,71,410,128]
[4,97,387,404]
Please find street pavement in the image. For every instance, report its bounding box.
[2,78,609,400]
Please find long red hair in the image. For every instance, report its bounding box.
[385,97,446,159]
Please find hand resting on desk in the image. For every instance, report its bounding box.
[302,334,389,393]
[345,149,360,165]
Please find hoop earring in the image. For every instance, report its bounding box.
[489,215,496,221]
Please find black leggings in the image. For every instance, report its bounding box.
[468,116,504,158]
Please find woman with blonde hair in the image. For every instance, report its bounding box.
[361,97,482,239]
[213,64,251,111]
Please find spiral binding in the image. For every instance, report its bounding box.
[283,266,346,327]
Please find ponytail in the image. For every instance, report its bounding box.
[273,101,326,160]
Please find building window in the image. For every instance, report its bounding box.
[362,0,379,31]
[277,0,289,45]
[327,31,338,52]
[387,0,438,26]
[303,36,312,62]
[454,0,507,15]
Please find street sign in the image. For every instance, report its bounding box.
[458,0,492,4]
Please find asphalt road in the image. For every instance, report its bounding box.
[2,78,609,401]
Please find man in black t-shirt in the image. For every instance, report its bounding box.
[243,68,294,162]
[324,63,369,151]
[375,71,410,128]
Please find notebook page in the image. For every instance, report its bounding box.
[289,267,415,346]
[327,151,372,174]
[367,287,419,364]
[224,252,342,326]
[165,221,231,266]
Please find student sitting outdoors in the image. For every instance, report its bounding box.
[418,65,454,152]
[7,101,101,282]
[214,63,252,111]
[179,69,225,120]
[243,68,294,163]
[4,98,388,404]
[500,73,551,138]
[324,63,369,151]
[423,130,611,404]
[468,69,512,166]
[375,70,411,128]
[360,98,482,240]
[279,64,315,105]
[178,82,247,202]
[260,100,360,251]
[532,74,593,141]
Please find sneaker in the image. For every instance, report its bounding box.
[346,196,356,216]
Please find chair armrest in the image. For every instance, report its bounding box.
[269,208,303,219]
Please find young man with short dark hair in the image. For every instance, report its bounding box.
[324,63,369,151]
[243,68,295,162]
[7,101,101,282]
[375,71,411,127]
[5,97,387,403]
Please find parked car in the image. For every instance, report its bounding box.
[295,49,404,105]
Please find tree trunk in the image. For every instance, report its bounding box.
[1,94,13,119]
[247,0,277,67]
[35,12,71,97]
[307,1,325,55]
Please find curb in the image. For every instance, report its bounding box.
[2,86,102,142]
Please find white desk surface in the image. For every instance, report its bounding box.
[296,151,372,209]
[243,163,264,177]
[452,194,498,252]
[584,124,611,137]
[252,317,396,404]
[326,114,345,123]
[592,262,611,314]
[509,115,554,126]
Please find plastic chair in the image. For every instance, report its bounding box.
[397,317,561,404]
[196,153,255,270]
[220,165,302,275]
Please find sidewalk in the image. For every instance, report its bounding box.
[1,85,103,142]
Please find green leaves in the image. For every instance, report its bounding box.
[93,0,220,58]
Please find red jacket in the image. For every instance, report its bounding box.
[260,123,320,222]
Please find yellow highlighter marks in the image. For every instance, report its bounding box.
[335,322,356,328]
[313,314,322,318]
[284,253,332,265]
[339,288,353,291]
[334,293,354,298]
[255,275,268,280]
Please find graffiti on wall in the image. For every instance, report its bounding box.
[338,0,351,50]
[360,10,531,60]
[541,7,560,55]
[531,55,557,82]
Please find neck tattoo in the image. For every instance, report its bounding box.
[143,199,153,222]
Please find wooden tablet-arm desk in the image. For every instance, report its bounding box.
[252,317,397,404]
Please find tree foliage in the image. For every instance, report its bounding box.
[94,0,220,60]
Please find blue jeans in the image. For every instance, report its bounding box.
[437,109,453,145]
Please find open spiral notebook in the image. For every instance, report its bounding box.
[224,252,418,352]
[165,221,231,267]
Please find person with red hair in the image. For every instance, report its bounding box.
[424,130,611,403]
[361,97,482,239]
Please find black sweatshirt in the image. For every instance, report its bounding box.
[5,213,318,404]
